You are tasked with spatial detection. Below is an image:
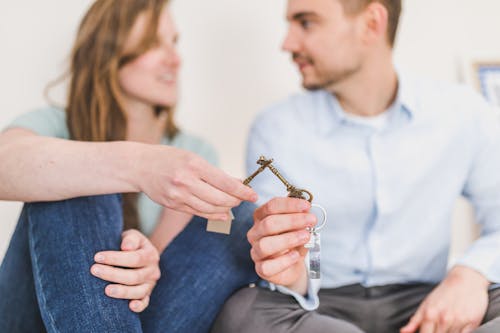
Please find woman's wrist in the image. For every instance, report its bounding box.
[109,141,146,193]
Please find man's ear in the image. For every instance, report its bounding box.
[361,2,389,46]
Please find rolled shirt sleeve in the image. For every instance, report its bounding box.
[458,97,500,283]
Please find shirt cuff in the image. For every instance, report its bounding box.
[267,278,320,311]
[455,232,500,284]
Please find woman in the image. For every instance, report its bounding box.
[0,0,258,331]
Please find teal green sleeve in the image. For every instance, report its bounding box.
[165,131,219,167]
[4,107,69,139]
[193,139,219,167]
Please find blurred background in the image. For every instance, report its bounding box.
[1,0,500,261]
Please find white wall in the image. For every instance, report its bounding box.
[1,0,500,260]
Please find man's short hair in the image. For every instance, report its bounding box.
[339,0,402,47]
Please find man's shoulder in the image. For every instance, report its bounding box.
[402,74,491,118]
[403,74,471,99]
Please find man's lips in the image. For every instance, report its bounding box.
[294,60,313,72]
[293,54,313,71]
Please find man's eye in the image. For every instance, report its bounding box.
[300,20,311,29]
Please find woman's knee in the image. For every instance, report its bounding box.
[27,194,123,229]
[26,194,125,252]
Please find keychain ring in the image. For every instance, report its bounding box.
[311,203,327,231]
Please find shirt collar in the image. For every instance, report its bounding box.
[317,71,417,135]
[397,71,419,119]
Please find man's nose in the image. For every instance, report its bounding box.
[281,29,299,53]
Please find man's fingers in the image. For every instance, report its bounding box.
[254,197,310,222]
[401,311,423,333]
[254,250,301,279]
[435,312,454,333]
[251,230,310,260]
[460,324,476,333]
[91,264,160,286]
[419,321,436,333]
[248,213,316,242]
[105,282,154,300]
[130,295,150,313]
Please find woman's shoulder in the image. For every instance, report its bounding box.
[163,131,219,166]
[5,106,69,139]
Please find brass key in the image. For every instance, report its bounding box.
[244,156,313,202]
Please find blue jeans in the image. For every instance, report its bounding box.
[0,194,258,332]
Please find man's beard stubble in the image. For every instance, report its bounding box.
[293,53,360,91]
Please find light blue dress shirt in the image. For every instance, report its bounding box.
[6,107,218,236]
[246,74,500,310]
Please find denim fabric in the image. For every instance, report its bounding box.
[0,208,47,332]
[0,195,141,332]
[0,195,258,332]
[141,201,259,332]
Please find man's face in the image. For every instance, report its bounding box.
[283,0,365,91]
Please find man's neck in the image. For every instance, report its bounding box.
[328,56,398,118]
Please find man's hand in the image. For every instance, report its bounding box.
[247,197,316,295]
[90,229,161,313]
[400,266,490,333]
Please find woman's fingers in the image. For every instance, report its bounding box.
[94,248,159,268]
[182,191,233,215]
[173,202,232,221]
[91,229,159,313]
[120,229,144,251]
[105,282,154,300]
[198,164,257,202]
[189,178,243,208]
[129,295,150,313]
[94,230,159,268]
[91,263,160,286]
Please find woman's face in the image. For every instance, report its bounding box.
[118,7,180,110]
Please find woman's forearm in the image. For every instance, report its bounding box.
[1,128,257,220]
[0,129,142,202]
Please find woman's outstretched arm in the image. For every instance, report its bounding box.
[0,128,257,220]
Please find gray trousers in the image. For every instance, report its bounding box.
[211,283,500,333]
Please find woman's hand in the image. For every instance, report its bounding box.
[136,145,258,220]
[90,229,161,313]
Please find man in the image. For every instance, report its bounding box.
[212,0,500,332]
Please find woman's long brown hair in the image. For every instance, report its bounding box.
[67,0,178,230]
